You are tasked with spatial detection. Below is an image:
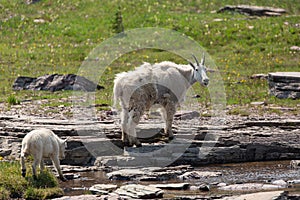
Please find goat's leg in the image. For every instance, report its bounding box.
[32,153,42,179]
[20,154,26,177]
[163,102,176,140]
[127,109,142,147]
[40,158,45,171]
[51,155,66,181]
[121,108,130,146]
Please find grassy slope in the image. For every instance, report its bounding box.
[0,161,63,199]
[0,0,299,109]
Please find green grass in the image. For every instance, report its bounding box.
[7,95,20,105]
[0,0,299,112]
[0,161,63,199]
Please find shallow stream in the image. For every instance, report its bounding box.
[60,160,300,197]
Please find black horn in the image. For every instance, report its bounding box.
[189,62,196,70]
[192,54,200,66]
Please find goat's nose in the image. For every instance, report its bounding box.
[203,79,209,86]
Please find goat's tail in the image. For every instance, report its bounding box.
[113,72,127,111]
[112,82,121,112]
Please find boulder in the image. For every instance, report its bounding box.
[198,184,210,192]
[12,74,104,92]
[114,184,163,199]
[268,72,300,99]
[217,5,286,16]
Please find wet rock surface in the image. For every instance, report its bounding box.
[114,184,164,199]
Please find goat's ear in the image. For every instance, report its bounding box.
[189,62,196,70]
[206,68,216,73]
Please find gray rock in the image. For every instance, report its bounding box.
[290,160,300,169]
[217,183,227,187]
[219,183,285,191]
[174,111,200,120]
[107,168,146,180]
[53,195,101,200]
[89,184,118,195]
[107,167,186,181]
[220,191,287,200]
[271,179,287,186]
[12,74,104,92]
[114,184,163,199]
[217,5,286,16]
[0,148,12,157]
[178,171,222,180]
[268,72,300,99]
[250,101,266,106]
[251,74,268,80]
[199,184,210,192]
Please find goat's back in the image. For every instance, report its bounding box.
[21,128,61,157]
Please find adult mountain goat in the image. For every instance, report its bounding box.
[113,54,210,147]
[20,128,68,181]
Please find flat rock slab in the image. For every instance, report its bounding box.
[114,184,164,199]
[269,72,300,83]
[178,171,222,180]
[106,166,188,181]
[89,184,118,195]
[53,195,101,200]
[219,183,285,191]
[221,191,286,200]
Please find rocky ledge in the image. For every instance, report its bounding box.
[1,112,300,167]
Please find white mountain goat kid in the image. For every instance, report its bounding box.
[113,54,209,147]
[20,128,69,181]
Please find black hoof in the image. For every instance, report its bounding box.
[60,177,67,182]
[22,171,26,177]
[136,143,142,148]
[168,136,174,140]
[124,142,133,147]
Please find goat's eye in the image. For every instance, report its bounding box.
[195,69,198,71]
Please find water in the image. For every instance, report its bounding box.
[60,160,300,197]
